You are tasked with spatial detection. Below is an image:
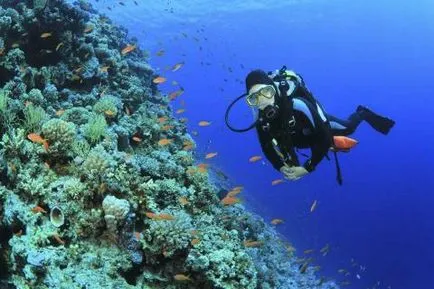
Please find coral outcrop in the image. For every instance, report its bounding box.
[0,0,339,288]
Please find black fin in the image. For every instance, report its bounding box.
[357,105,395,135]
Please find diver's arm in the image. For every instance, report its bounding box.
[293,98,332,172]
[256,127,285,171]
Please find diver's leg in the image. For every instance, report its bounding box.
[327,113,363,136]
[356,105,395,135]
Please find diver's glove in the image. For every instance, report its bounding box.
[280,165,309,181]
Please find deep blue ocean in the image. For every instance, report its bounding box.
[86,0,434,288]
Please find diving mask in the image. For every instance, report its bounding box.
[246,85,276,107]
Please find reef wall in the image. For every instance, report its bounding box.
[0,0,339,288]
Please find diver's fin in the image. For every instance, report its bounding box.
[357,105,395,135]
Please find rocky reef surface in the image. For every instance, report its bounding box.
[0,0,339,288]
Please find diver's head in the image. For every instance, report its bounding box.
[245,69,277,110]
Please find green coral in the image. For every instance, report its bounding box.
[42,119,76,156]
[83,114,107,145]
[23,104,47,133]
[93,96,119,117]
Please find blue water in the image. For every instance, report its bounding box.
[88,0,434,288]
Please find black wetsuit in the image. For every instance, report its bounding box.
[256,75,365,173]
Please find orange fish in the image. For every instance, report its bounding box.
[161,125,174,131]
[332,136,358,152]
[157,116,168,123]
[173,274,191,282]
[198,121,211,127]
[104,110,115,117]
[52,233,65,245]
[31,205,47,214]
[179,117,188,123]
[183,144,194,151]
[168,88,184,100]
[221,196,240,206]
[132,136,142,142]
[134,232,142,241]
[304,249,314,254]
[27,133,49,151]
[84,25,94,33]
[271,218,284,225]
[158,138,172,146]
[99,66,110,73]
[205,152,218,159]
[271,179,284,186]
[197,163,208,173]
[232,186,244,192]
[243,240,263,248]
[171,62,184,72]
[175,108,185,114]
[156,49,165,56]
[40,32,52,38]
[153,76,167,84]
[55,109,65,116]
[179,197,189,205]
[158,213,175,221]
[191,238,200,245]
[145,212,157,219]
[226,189,241,198]
[121,44,136,55]
[310,200,318,213]
[249,155,262,162]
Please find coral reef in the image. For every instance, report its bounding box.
[0,0,339,288]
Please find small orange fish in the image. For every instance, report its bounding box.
[173,274,191,282]
[132,136,142,142]
[27,133,49,151]
[198,121,211,127]
[226,189,241,198]
[40,32,52,38]
[243,240,263,248]
[31,205,47,214]
[145,212,157,219]
[179,197,189,205]
[55,42,64,51]
[205,152,218,159]
[310,200,318,213]
[134,232,142,241]
[191,238,200,246]
[304,249,314,254]
[52,233,65,245]
[158,138,172,146]
[158,116,168,123]
[161,125,174,131]
[299,262,309,274]
[124,106,131,115]
[156,49,165,56]
[179,117,188,123]
[332,136,358,152]
[104,110,115,117]
[191,230,199,236]
[175,108,185,114]
[168,88,184,100]
[99,66,110,73]
[44,162,50,169]
[171,62,184,72]
[158,213,175,221]
[183,144,194,151]
[271,218,284,225]
[197,163,209,173]
[221,196,240,206]
[55,109,65,116]
[271,179,284,186]
[153,76,167,84]
[121,44,136,55]
[232,186,244,192]
[249,155,262,162]
[84,25,94,33]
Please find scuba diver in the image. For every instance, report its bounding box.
[225,66,395,184]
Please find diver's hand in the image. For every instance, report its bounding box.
[280,165,309,181]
